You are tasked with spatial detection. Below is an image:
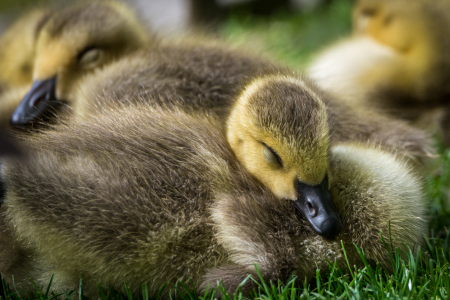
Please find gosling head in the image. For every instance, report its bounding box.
[11,1,150,126]
[227,75,341,239]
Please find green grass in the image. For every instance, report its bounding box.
[3,232,450,299]
[3,1,450,299]
[426,141,450,232]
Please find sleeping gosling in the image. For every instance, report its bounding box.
[10,0,150,126]
[1,100,427,298]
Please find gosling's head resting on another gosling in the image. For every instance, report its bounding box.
[227,75,341,239]
[10,1,150,126]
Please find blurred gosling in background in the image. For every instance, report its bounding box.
[8,0,151,126]
[309,0,450,145]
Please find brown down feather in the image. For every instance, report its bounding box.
[0,101,427,298]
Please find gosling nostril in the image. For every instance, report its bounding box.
[30,94,45,108]
[307,201,317,217]
[294,178,341,238]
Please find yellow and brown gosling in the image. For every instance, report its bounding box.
[76,70,433,236]
[310,0,450,144]
[0,99,427,297]
[77,72,432,241]
[10,0,151,126]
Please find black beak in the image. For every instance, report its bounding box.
[10,76,59,126]
[293,176,341,239]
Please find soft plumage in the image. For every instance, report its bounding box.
[0,102,427,298]
[71,45,434,164]
[76,71,432,237]
[1,1,432,164]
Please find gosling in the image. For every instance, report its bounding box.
[10,0,150,126]
[1,97,427,298]
[309,0,450,144]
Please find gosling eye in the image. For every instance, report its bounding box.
[263,144,283,167]
[77,47,103,68]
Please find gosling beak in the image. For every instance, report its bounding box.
[293,177,341,239]
[11,76,58,125]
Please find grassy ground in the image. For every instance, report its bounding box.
[2,1,450,299]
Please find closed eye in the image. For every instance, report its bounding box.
[263,144,283,167]
[77,46,103,68]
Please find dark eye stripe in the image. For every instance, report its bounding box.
[264,144,283,167]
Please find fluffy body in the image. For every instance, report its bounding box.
[308,37,399,106]
[72,36,278,122]
[72,42,433,163]
[75,64,432,231]
[1,104,428,297]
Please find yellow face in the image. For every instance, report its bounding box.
[9,2,150,126]
[228,125,328,201]
[33,31,110,101]
[227,76,343,239]
[227,76,329,201]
